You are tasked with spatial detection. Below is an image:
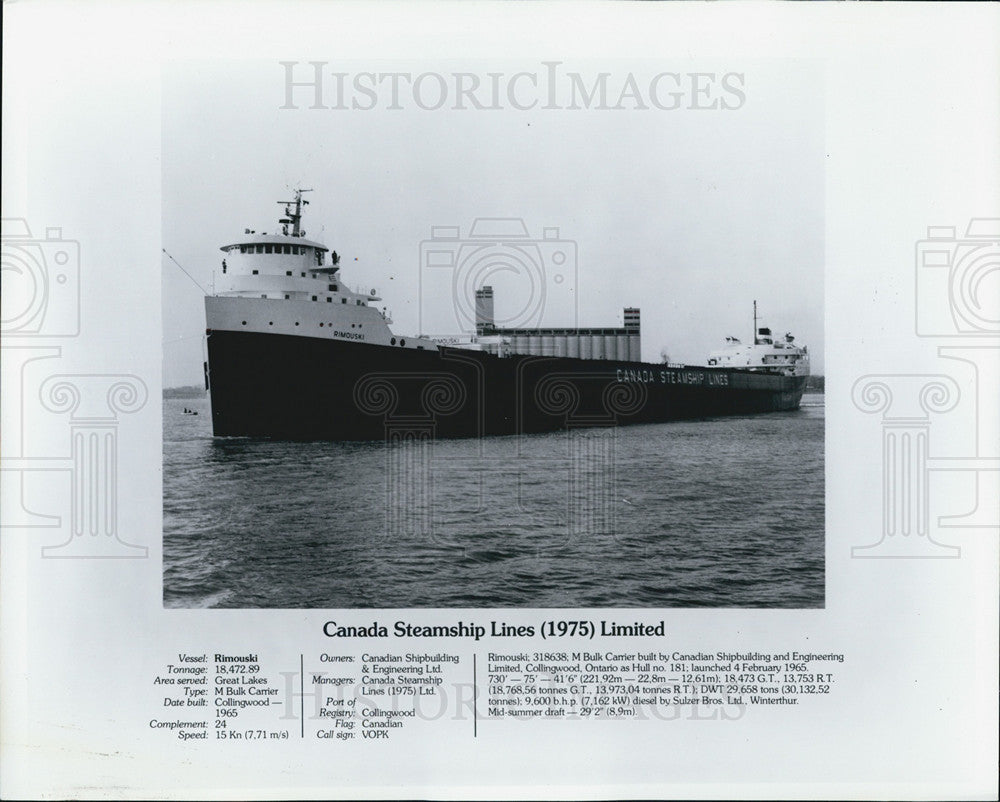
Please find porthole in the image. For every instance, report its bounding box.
[295,322,300,326]
[391,338,396,345]
[320,323,324,327]
[241,321,247,325]
[400,339,405,347]
[269,321,273,326]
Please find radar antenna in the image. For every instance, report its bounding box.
[278,188,313,237]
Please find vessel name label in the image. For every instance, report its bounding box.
[616,368,728,387]
[331,330,364,341]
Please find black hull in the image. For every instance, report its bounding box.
[206,331,807,440]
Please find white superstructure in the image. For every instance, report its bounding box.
[206,189,438,351]
[706,303,810,377]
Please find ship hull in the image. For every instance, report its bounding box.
[206,330,807,440]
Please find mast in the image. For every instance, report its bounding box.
[753,300,758,345]
[278,188,313,237]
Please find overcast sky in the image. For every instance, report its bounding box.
[162,59,823,386]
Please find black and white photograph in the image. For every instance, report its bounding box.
[162,60,825,609]
[3,3,997,799]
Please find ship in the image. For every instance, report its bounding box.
[204,190,809,440]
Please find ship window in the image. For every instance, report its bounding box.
[295,322,299,326]
[284,294,289,299]
[239,245,246,253]
[326,297,332,303]
[312,295,318,301]
[320,323,324,327]
[286,271,292,276]
[391,338,397,345]
[342,298,347,304]
[265,245,273,254]
[328,284,335,291]
[400,339,405,347]
[356,300,361,305]
[256,245,264,254]
[241,320,247,325]
[252,269,259,275]
[260,294,266,299]
[301,272,305,277]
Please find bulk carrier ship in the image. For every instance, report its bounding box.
[204,190,809,440]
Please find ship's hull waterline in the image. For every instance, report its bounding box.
[206,330,807,441]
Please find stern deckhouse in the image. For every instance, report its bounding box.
[706,301,810,377]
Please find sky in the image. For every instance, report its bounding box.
[162,59,824,386]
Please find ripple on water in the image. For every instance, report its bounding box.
[162,397,825,608]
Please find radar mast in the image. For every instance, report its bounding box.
[278,188,313,237]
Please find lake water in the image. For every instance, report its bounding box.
[163,394,824,608]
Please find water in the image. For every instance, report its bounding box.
[163,395,824,608]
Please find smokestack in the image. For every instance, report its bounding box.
[475,286,495,333]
